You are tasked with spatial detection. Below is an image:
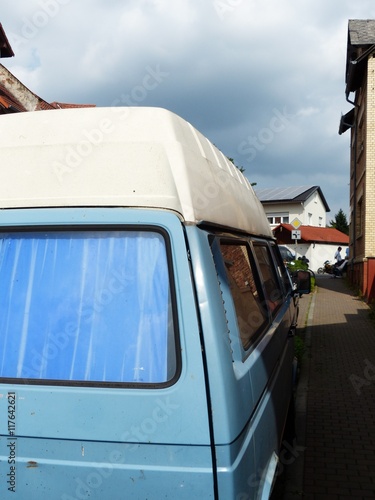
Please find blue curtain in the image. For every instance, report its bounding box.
[0,231,174,384]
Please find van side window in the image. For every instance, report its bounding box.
[218,242,268,350]
[270,243,293,295]
[253,243,284,314]
[0,230,177,386]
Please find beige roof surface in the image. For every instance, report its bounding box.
[0,106,272,236]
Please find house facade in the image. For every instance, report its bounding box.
[255,185,329,228]
[255,186,339,272]
[339,19,375,301]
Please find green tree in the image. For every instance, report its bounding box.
[329,209,349,235]
[227,157,257,185]
[228,157,245,173]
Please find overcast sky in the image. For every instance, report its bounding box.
[2,0,375,221]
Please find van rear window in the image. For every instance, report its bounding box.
[0,230,177,386]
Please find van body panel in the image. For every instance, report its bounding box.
[247,301,294,411]
[185,226,257,444]
[186,227,295,444]
[214,432,257,499]
[212,324,294,498]
[185,225,296,496]
[0,436,215,499]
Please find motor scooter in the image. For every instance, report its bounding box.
[317,260,347,277]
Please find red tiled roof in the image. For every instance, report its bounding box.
[0,66,55,112]
[273,224,349,245]
[35,100,55,111]
[0,83,26,112]
[0,82,95,113]
[50,102,96,109]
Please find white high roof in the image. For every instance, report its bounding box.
[0,107,272,237]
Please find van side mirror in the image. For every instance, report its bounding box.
[291,270,311,295]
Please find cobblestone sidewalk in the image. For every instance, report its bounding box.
[283,275,375,499]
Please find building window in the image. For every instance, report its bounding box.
[267,213,289,225]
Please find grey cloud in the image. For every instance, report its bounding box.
[2,0,375,219]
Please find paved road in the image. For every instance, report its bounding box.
[280,275,375,499]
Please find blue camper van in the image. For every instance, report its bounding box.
[0,107,310,499]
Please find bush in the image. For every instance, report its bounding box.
[287,258,308,272]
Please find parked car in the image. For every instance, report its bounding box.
[279,245,295,263]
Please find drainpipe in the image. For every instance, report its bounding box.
[345,90,358,264]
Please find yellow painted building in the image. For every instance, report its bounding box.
[340,19,375,300]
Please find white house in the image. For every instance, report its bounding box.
[255,185,350,271]
[255,185,330,228]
